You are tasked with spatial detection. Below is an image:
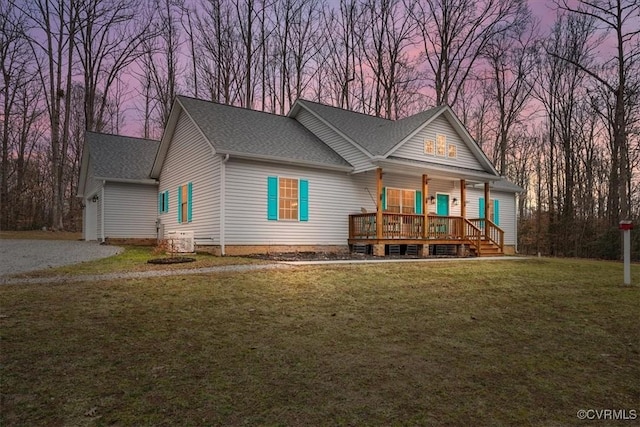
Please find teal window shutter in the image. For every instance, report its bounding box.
[177,186,183,223]
[493,199,500,225]
[479,198,485,218]
[165,191,169,213]
[187,182,193,222]
[267,176,278,220]
[381,187,386,210]
[299,179,309,221]
[415,190,422,214]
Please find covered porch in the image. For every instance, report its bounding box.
[348,168,504,257]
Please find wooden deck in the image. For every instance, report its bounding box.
[348,213,504,256]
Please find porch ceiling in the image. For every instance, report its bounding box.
[372,157,501,183]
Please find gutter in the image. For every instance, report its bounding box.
[94,176,158,185]
[218,150,353,173]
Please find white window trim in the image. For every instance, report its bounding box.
[436,134,447,157]
[447,143,457,158]
[278,177,300,221]
[385,187,417,213]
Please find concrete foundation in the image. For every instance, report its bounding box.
[372,244,385,257]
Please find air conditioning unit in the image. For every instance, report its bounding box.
[166,230,195,253]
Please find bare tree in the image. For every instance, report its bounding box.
[534,12,595,255]
[321,0,361,110]
[358,0,419,118]
[140,0,183,130]
[409,0,528,108]
[555,0,640,224]
[16,0,79,230]
[483,8,537,175]
[76,0,156,133]
[196,0,243,105]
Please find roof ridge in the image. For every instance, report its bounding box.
[297,99,394,122]
[177,94,291,119]
[86,130,159,143]
[395,105,444,122]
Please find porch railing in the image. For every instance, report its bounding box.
[348,212,503,255]
[348,212,424,240]
[349,213,489,242]
[468,218,505,251]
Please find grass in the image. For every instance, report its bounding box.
[1,258,639,426]
[10,245,263,278]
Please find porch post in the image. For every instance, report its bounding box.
[484,182,490,238]
[460,179,466,218]
[376,168,384,240]
[422,174,428,238]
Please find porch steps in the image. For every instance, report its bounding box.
[470,239,503,257]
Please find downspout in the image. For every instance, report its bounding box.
[100,181,105,242]
[514,194,519,254]
[220,154,230,255]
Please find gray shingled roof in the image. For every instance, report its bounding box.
[296,99,444,156]
[87,132,159,180]
[177,96,351,168]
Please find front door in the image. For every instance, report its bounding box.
[436,194,449,216]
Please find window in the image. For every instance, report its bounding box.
[447,144,457,158]
[386,188,402,212]
[384,188,420,214]
[178,183,192,223]
[158,190,169,214]
[436,134,446,156]
[402,190,415,214]
[267,176,309,221]
[279,178,299,220]
[424,139,434,155]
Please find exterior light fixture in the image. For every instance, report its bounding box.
[429,196,436,205]
[92,195,99,203]
[452,197,459,206]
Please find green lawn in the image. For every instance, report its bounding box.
[1,258,638,426]
[8,245,264,278]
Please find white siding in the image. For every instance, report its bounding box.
[225,159,376,245]
[466,188,517,245]
[223,160,476,246]
[103,183,158,238]
[158,111,220,241]
[294,109,371,172]
[393,115,486,171]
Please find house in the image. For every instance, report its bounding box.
[79,96,523,256]
[77,132,159,243]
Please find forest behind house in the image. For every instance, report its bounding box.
[1,0,639,259]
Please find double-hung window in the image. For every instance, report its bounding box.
[383,188,422,214]
[177,182,193,223]
[158,190,169,214]
[267,176,309,221]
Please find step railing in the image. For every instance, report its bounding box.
[462,218,483,256]
[468,218,504,252]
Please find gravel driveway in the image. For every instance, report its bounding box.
[0,239,122,276]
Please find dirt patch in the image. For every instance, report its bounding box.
[248,251,422,262]
[147,257,197,265]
